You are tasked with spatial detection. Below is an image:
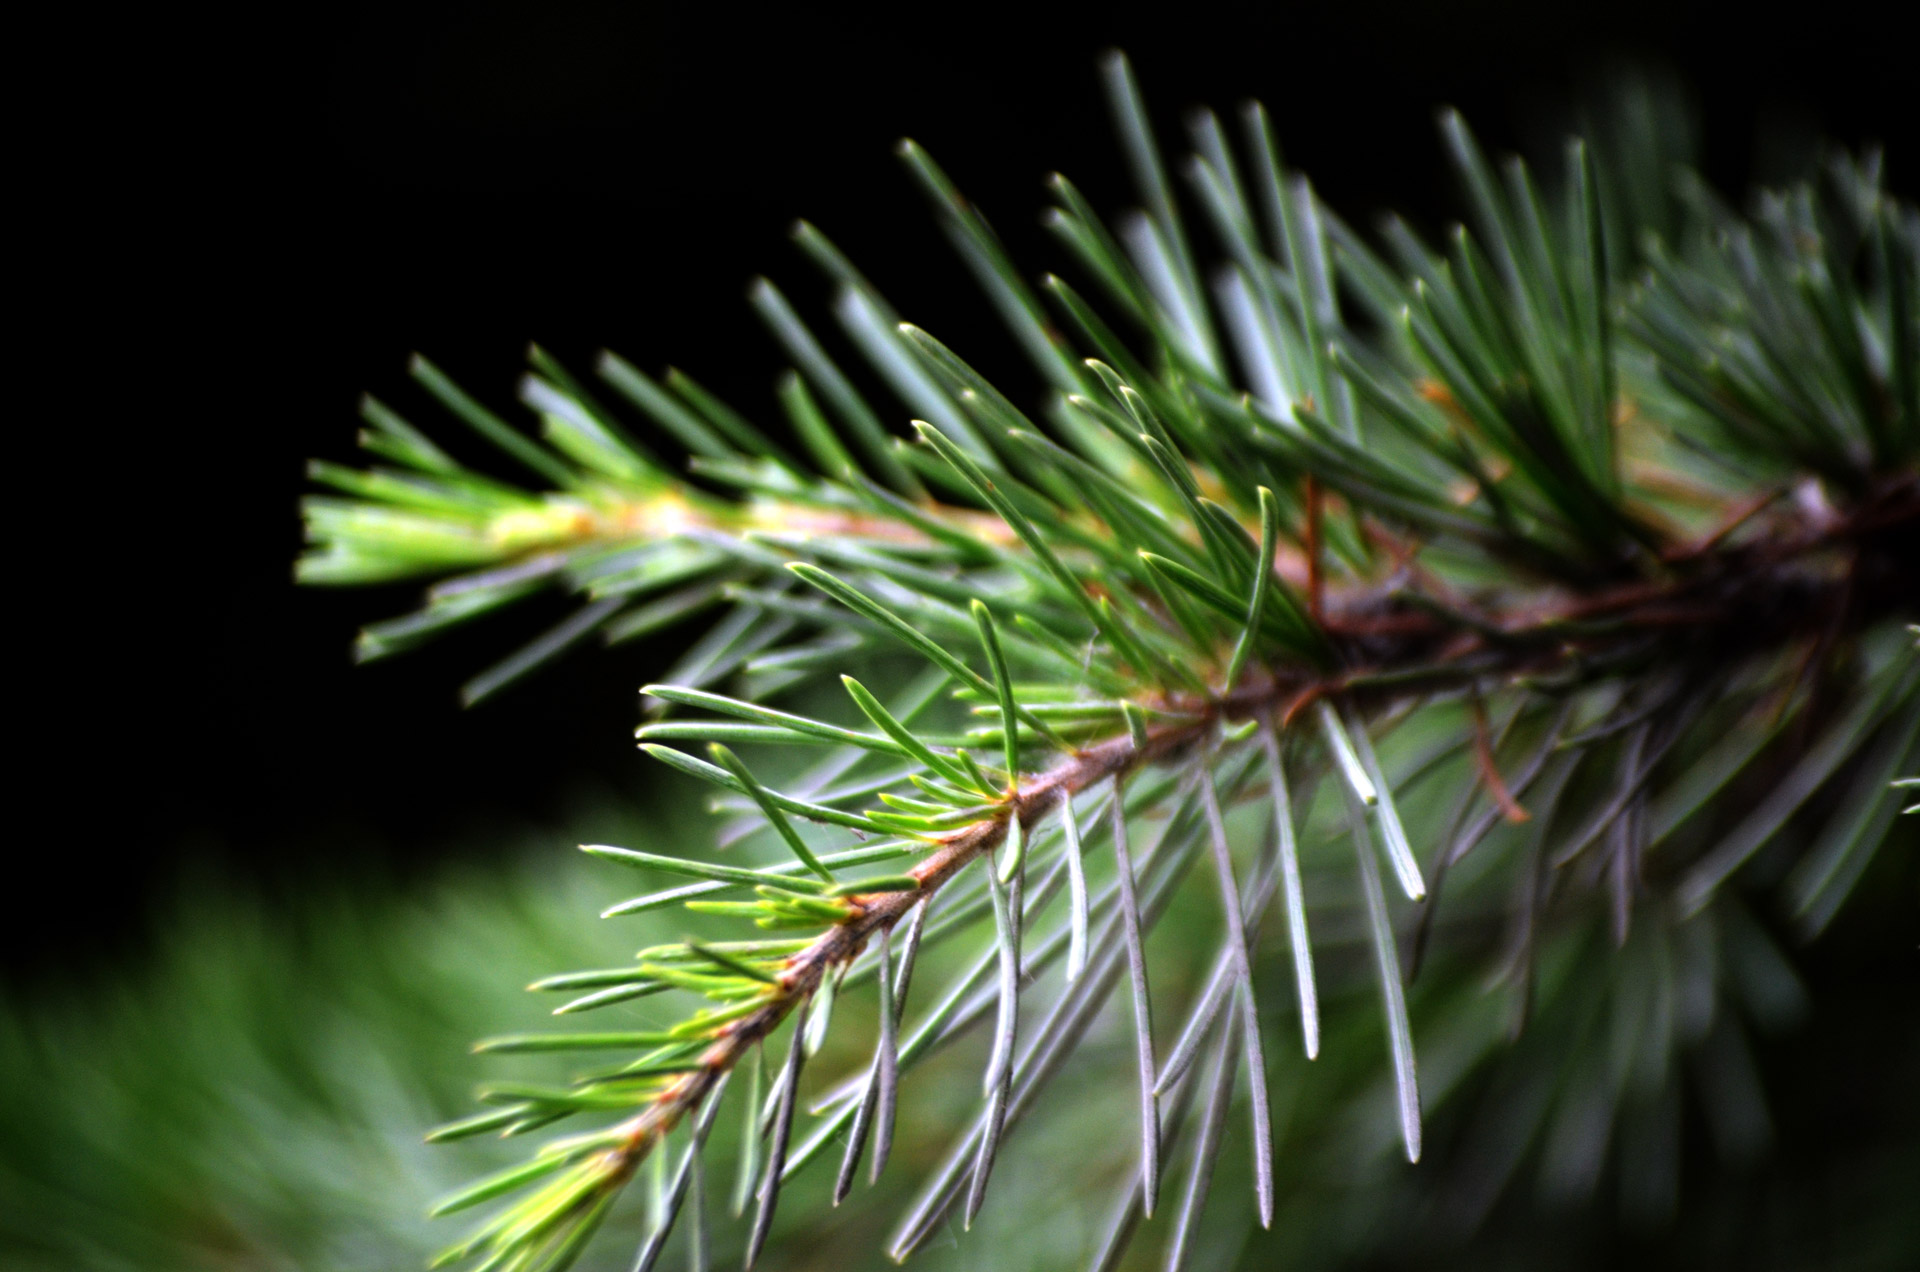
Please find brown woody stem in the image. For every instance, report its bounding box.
[595,470,1919,1187]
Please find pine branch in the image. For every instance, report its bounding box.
[299,50,1918,1272]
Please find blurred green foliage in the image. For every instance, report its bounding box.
[0,848,638,1271]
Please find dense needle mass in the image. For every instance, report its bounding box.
[301,51,1917,1272]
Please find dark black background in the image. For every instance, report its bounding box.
[17,0,1916,979]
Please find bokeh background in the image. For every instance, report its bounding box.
[9,2,1917,1268]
